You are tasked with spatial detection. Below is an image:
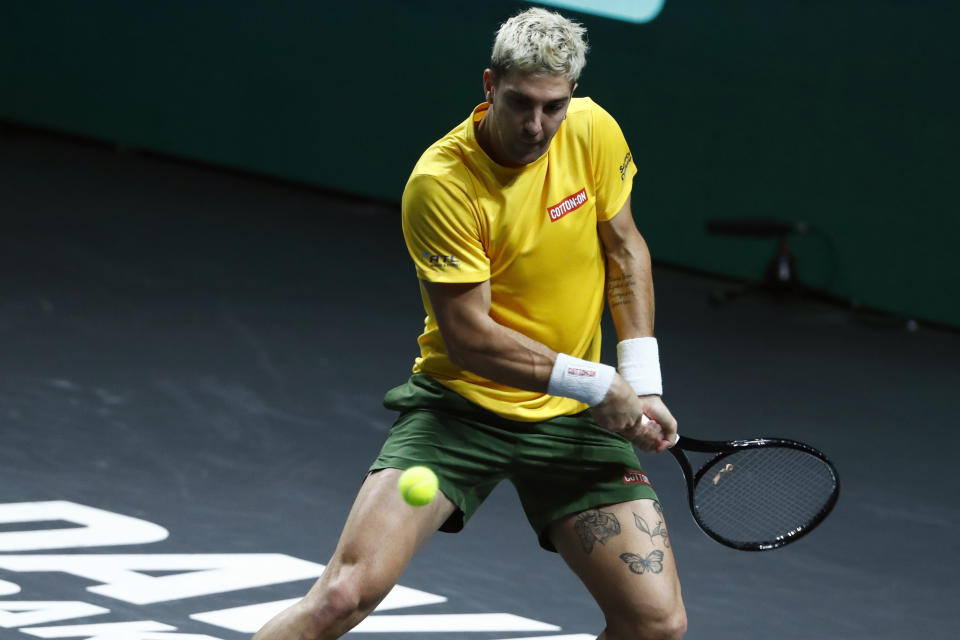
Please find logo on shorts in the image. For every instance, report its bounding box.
[547,188,588,222]
[623,470,651,486]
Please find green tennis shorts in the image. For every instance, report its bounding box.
[370,374,659,552]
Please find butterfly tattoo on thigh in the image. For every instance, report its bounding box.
[619,549,664,575]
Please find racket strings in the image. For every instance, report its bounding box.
[693,447,836,546]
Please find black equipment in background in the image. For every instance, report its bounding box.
[705,217,813,305]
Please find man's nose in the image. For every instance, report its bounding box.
[523,111,543,137]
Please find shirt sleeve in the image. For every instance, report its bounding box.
[401,172,491,283]
[590,101,638,221]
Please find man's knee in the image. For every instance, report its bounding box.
[296,567,395,639]
[647,606,687,640]
[608,603,687,640]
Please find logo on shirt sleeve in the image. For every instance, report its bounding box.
[420,251,460,269]
[619,152,633,181]
[547,188,589,222]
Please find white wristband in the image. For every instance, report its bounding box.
[547,353,616,407]
[617,337,663,396]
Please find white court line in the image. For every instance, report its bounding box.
[494,635,595,640]
[192,583,446,633]
[352,613,561,633]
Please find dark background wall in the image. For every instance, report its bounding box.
[1,0,957,327]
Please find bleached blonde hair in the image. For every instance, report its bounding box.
[490,8,589,84]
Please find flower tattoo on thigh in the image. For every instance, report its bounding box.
[574,509,621,554]
[633,500,670,548]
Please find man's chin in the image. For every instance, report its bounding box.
[510,146,545,166]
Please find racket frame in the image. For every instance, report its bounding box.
[668,435,840,551]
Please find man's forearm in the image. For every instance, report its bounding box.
[605,234,656,340]
[445,315,558,392]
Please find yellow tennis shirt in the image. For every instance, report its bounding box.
[401,97,638,421]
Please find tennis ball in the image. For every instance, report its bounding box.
[397,466,438,507]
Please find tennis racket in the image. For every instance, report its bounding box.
[662,434,840,550]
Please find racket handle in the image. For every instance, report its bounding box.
[640,414,679,447]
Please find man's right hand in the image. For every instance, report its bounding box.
[590,374,677,453]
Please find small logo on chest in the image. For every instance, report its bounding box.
[547,188,588,222]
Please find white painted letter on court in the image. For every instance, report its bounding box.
[0,501,168,551]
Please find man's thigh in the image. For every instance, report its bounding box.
[547,498,683,624]
[310,468,457,595]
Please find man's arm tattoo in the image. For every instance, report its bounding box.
[607,273,637,308]
[574,509,621,554]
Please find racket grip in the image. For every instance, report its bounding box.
[640,414,679,446]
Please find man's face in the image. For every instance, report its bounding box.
[484,69,576,167]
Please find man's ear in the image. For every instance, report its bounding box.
[483,68,496,102]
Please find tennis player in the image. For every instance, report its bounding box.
[253,8,686,640]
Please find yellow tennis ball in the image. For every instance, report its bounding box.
[397,466,438,507]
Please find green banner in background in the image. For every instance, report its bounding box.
[0,0,956,327]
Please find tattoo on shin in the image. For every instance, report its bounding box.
[633,501,670,548]
[574,509,621,554]
[607,274,637,308]
[620,550,665,575]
